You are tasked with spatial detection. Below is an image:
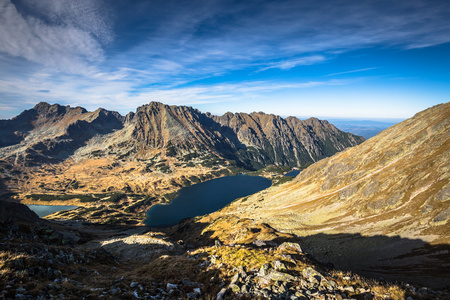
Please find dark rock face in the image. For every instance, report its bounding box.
[0,101,364,169]
[130,102,364,169]
[212,112,364,168]
[0,200,40,224]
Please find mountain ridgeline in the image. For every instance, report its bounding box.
[0,101,363,170]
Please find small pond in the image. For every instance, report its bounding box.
[145,175,271,228]
[27,205,78,218]
[284,170,301,177]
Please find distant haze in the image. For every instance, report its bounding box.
[327,119,403,139]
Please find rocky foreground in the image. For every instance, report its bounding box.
[1,201,449,300]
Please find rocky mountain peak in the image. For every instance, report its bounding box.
[0,101,364,169]
[32,102,87,119]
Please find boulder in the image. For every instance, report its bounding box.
[216,288,227,300]
[272,260,287,271]
[302,267,325,284]
[278,242,302,253]
[268,270,296,282]
[259,263,271,276]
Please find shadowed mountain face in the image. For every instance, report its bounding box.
[198,102,450,287]
[0,101,363,169]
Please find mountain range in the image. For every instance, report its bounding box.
[0,101,363,199]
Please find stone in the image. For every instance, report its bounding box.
[302,267,325,284]
[278,283,287,293]
[278,242,302,253]
[322,280,338,291]
[130,282,139,288]
[230,273,240,285]
[342,286,355,293]
[280,254,296,264]
[229,283,240,293]
[258,276,271,286]
[209,255,218,264]
[166,283,178,291]
[236,265,247,277]
[253,239,266,247]
[259,263,271,276]
[216,287,227,300]
[268,270,296,282]
[272,260,287,271]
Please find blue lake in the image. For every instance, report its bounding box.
[284,170,301,177]
[145,175,272,228]
[27,204,78,218]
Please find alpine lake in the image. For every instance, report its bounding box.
[145,175,272,228]
[27,204,78,218]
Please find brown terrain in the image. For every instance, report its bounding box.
[195,102,450,288]
[0,101,363,224]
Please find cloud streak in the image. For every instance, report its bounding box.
[326,68,379,77]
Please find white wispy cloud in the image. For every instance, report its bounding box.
[326,67,379,77]
[258,56,327,72]
[0,0,112,74]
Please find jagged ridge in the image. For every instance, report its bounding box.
[0,101,364,169]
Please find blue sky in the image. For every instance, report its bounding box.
[0,0,449,120]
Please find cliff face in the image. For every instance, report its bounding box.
[213,112,363,168]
